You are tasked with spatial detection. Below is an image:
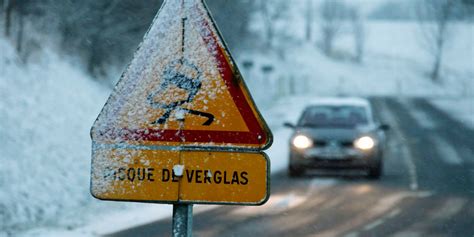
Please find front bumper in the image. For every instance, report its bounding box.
[289,147,380,169]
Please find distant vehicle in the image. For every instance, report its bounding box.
[284,98,389,179]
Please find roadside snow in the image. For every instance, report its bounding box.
[430,98,474,130]
[0,39,134,235]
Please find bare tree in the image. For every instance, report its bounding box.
[350,7,365,63]
[15,3,23,52]
[319,0,349,56]
[1,0,36,55]
[84,1,120,76]
[305,0,313,42]
[13,0,30,54]
[1,0,256,80]
[4,0,15,37]
[259,0,289,49]
[416,0,456,82]
[43,0,163,77]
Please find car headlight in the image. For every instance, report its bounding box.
[354,136,375,150]
[292,135,312,149]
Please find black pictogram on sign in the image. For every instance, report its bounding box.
[147,59,215,126]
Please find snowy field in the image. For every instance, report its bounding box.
[243,21,473,103]
[1,19,473,237]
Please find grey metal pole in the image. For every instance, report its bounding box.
[172,204,193,237]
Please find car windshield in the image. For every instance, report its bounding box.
[298,105,369,128]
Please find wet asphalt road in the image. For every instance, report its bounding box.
[108,97,474,237]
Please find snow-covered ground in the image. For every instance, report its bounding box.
[430,98,474,130]
[0,34,295,236]
[0,39,120,236]
[242,22,473,104]
[1,14,473,237]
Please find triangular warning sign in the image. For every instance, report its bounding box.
[91,0,272,150]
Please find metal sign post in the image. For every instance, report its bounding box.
[172,204,193,237]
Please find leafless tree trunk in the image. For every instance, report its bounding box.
[14,0,29,54]
[260,1,273,48]
[15,10,23,52]
[305,0,313,42]
[350,7,365,63]
[259,0,288,49]
[320,0,346,56]
[86,0,119,76]
[416,0,455,82]
[261,4,273,48]
[4,0,15,37]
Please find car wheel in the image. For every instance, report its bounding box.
[288,165,304,177]
[367,159,382,179]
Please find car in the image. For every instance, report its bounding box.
[284,97,389,179]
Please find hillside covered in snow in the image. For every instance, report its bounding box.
[0,38,113,234]
[0,0,472,235]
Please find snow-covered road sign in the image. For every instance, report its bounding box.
[90,0,272,205]
[91,149,269,204]
[90,0,271,150]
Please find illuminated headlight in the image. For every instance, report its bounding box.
[354,136,375,150]
[292,135,313,149]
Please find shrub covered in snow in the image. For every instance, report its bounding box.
[0,39,110,232]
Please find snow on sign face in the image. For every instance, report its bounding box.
[91,150,270,204]
[91,0,272,149]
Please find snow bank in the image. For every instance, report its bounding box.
[430,98,474,130]
[0,38,115,234]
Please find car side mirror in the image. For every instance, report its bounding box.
[283,122,295,129]
[379,124,390,131]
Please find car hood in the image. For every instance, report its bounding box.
[294,126,375,141]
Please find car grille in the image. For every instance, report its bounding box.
[340,141,354,147]
[314,141,327,146]
[313,140,354,148]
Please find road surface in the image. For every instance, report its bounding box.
[107,97,474,237]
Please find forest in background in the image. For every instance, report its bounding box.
[0,0,257,80]
[0,0,472,83]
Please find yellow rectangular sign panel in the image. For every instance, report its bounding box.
[91,148,269,205]
[179,151,268,204]
[91,149,180,202]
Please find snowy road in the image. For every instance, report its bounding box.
[106,97,474,237]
